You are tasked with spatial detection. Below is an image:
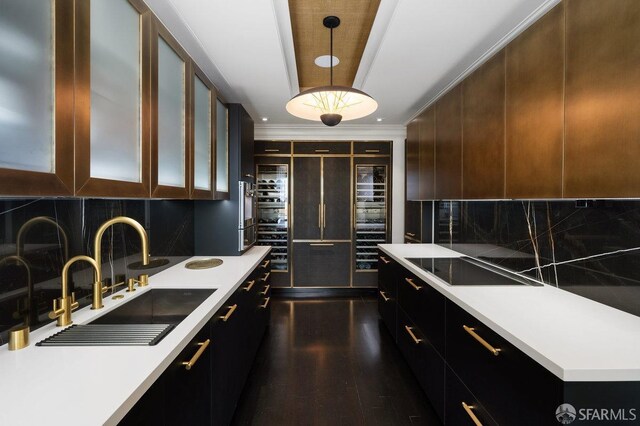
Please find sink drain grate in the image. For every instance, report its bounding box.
[36,324,176,347]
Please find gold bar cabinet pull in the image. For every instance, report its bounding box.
[182,339,210,371]
[260,297,271,309]
[463,325,501,356]
[365,149,380,153]
[264,149,280,152]
[260,285,270,295]
[379,290,390,302]
[380,256,391,264]
[405,232,416,237]
[261,272,271,282]
[462,402,483,426]
[261,259,270,268]
[315,149,330,153]
[404,325,422,344]
[220,304,238,322]
[405,277,422,290]
[243,280,256,292]
[318,203,322,229]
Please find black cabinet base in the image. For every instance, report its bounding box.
[271,287,376,298]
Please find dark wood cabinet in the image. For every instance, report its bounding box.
[419,107,436,200]
[293,141,350,155]
[406,119,420,201]
[445,365,497,426]
[564,0,640,198]
[230,104,255,183]
[462,50,506,199]
[435,85,463,200]
[353,141,391,155]
[292,242,351,287]
[377,251,397,341]
[255,141,291,155]
[323,157,351,240]
[506,3,564,199]
[404,200,422,243]
[293,156,321,240]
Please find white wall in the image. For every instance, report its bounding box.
[255,124,406,243]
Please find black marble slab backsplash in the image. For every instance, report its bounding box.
[435,200,640,317]
[0,198,194,345]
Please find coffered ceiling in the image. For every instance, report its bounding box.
[146,0,560,126]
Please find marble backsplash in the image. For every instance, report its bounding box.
[435,200,640,317]
[0,198,194,345]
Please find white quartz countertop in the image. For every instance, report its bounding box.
[0,246,270,426]
[379,244,640,382]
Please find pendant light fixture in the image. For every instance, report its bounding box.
[286,16,378,126]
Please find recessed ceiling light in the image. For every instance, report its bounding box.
[261,117,268,122]
[314,55,340,68]
[376,118,383,122]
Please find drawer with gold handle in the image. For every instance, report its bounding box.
[243,279,256,292]
[405,277,422,290]
[260,284,270,295]
[260,297,271,309]
[260,259,270,269]
[181,339,211,370]
[463,325,501,356]
[462,402,483,426]
[261,272,271,282]
[379,290,390,302]
[379,256,391,264]
[220,304,238,322]
[404,325,423,344]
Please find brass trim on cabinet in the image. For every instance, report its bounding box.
[404,325,423,344]
[462,402,483,426]
[463,325,501,356]
[405,277,422,290]
[182,339,210,370]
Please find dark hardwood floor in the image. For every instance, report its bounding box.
[232,297,442,426]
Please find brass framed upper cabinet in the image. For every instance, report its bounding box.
[435,85,463,200]
[190,64,217,199]
[462,50,506,199]
[506,4,564,199]
[406,119,420,200]
[215,99,230,199]
[564,0,640,198]
[150,19,191,198]
[0,1,74,196]
[419,107,436,200]
[75,0,152,197]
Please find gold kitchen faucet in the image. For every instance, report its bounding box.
[49,255,100,327]
[91,217,150,309]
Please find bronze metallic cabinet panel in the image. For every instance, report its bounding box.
[419,107,436,200]
[435,85,463,199]
[292,242,351,287]
[353,141,391,155]
[323,157,352,240]
[406,119,420,200]
[293,157,321,240]
[293,141,350,155]
[506,4,564,199]
[564,0,640,198]
[462,51,506,199]
[254,141,291,155]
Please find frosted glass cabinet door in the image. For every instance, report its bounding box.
[216,100,229,195]
[0,0,74,195]
[89,0,141,182]
[157,37,186,188]
[193,75,212,192]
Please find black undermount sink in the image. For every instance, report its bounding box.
[89,288,216,325]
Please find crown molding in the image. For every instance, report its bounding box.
[254,124,406,141]
[405,0,562,125]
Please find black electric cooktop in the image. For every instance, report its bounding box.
[406,257,542,286]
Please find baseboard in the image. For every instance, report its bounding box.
[271,287,377,299]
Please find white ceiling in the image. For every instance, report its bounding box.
[145,0,560,127]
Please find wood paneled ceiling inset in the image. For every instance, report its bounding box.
[288,0,381,90]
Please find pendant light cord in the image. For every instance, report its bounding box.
[330,25,333,86]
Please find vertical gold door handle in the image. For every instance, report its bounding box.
[462,402,483,426]
[318,203,322,229]
[323,203,326,229]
